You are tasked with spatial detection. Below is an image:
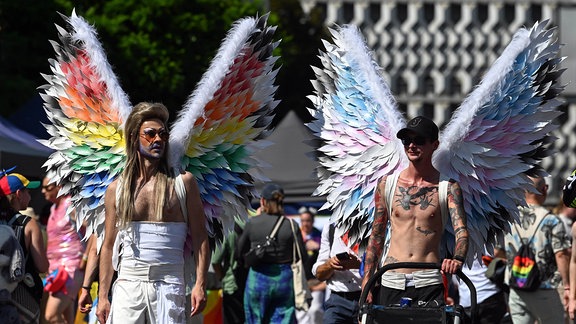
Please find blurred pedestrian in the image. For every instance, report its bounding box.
[297,206,324,324]
[42,177,86,324]
[0,169,49,323]
[237,183,308,324]
[212,217,246,324]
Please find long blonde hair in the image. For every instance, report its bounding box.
[116,102,173,228]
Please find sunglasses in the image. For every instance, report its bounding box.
[140,128,169,142]
[400,136,428,146]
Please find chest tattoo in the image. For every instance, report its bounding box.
[395,186,438,211]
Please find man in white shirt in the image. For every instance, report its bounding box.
[458,258,507,324]
[313,223,362,323]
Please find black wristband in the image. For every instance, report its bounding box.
[453,255,465,263]
[82,286,91,290]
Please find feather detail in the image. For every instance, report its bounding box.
[307,25,407,246]
[434,21,565,263]
[39,10,130,241]
[169,14,280,244]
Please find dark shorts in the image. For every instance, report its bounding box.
[463,290,507,324]
[378,284,445,308]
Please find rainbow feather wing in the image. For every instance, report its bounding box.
[307,25,407,246]
[169,14,279,243]
[433,21,564,262]
[39,10,131,238]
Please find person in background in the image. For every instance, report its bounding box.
[313,222,362,323]
[457,256,508,324]
[297,206,325,324]
[42,176,87,324]
[77,234,98,323]
[212,217,247,324]
[0,169,49,323]
[554,201,576,244]
[561,170,576,322]
[237,183,308,324]
[497,175,570,324]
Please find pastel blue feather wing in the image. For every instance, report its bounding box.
[307,25,407,246]
[434,21,564,263]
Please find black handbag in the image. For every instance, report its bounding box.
[244,216,284,267]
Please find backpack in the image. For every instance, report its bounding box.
[508,216,547,291]
[7,214,43,322]
[0,224,24,292]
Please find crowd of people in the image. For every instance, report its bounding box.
[211,116,576,324]
[0,169,86,324]
[2,113,576,324]
[3,109,576,324]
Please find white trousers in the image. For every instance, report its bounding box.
[110,265,188,324]
[110,279,186,324]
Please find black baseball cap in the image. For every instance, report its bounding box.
[396,116,439,141]
[261,183,284,200]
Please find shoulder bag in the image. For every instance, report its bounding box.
[289,219,312,311]
[243,216,284,267]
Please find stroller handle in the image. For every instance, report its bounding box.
[359,262,477,323]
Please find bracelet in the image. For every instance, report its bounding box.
[81,286,91,290]
[453,255,465,263]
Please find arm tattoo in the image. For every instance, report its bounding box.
[448,181,469,258]
[364,178,388,278]
[455,236,468,258]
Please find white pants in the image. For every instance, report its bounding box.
[296,290,325,324]
[110,279,186,324]
[110,265,189,324]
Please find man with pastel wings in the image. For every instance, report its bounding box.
[307,21,563,307]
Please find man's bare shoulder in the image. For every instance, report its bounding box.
[179,170,196,182]
[446,178,462,191]
[377,174,392,188]
[106,179,118,194]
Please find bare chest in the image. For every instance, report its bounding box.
[390,183,442,227]
[132,181,183,222]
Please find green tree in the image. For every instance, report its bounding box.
[0,0,64,116]
[1,0,327,129]
[52,0,264,118]
[269,0,327,124]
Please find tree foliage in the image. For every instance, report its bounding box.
[0,0,327,128]
[0,0,64,117]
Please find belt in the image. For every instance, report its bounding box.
[332,290,362,301]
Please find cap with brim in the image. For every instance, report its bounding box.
[261,183,284,200]
[396,116,439,140]
[0,173,41,196]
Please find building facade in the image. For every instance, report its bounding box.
[300,0,576,202]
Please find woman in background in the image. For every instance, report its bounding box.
[237,183,308,324]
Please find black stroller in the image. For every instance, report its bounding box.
[359,262,477,324]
